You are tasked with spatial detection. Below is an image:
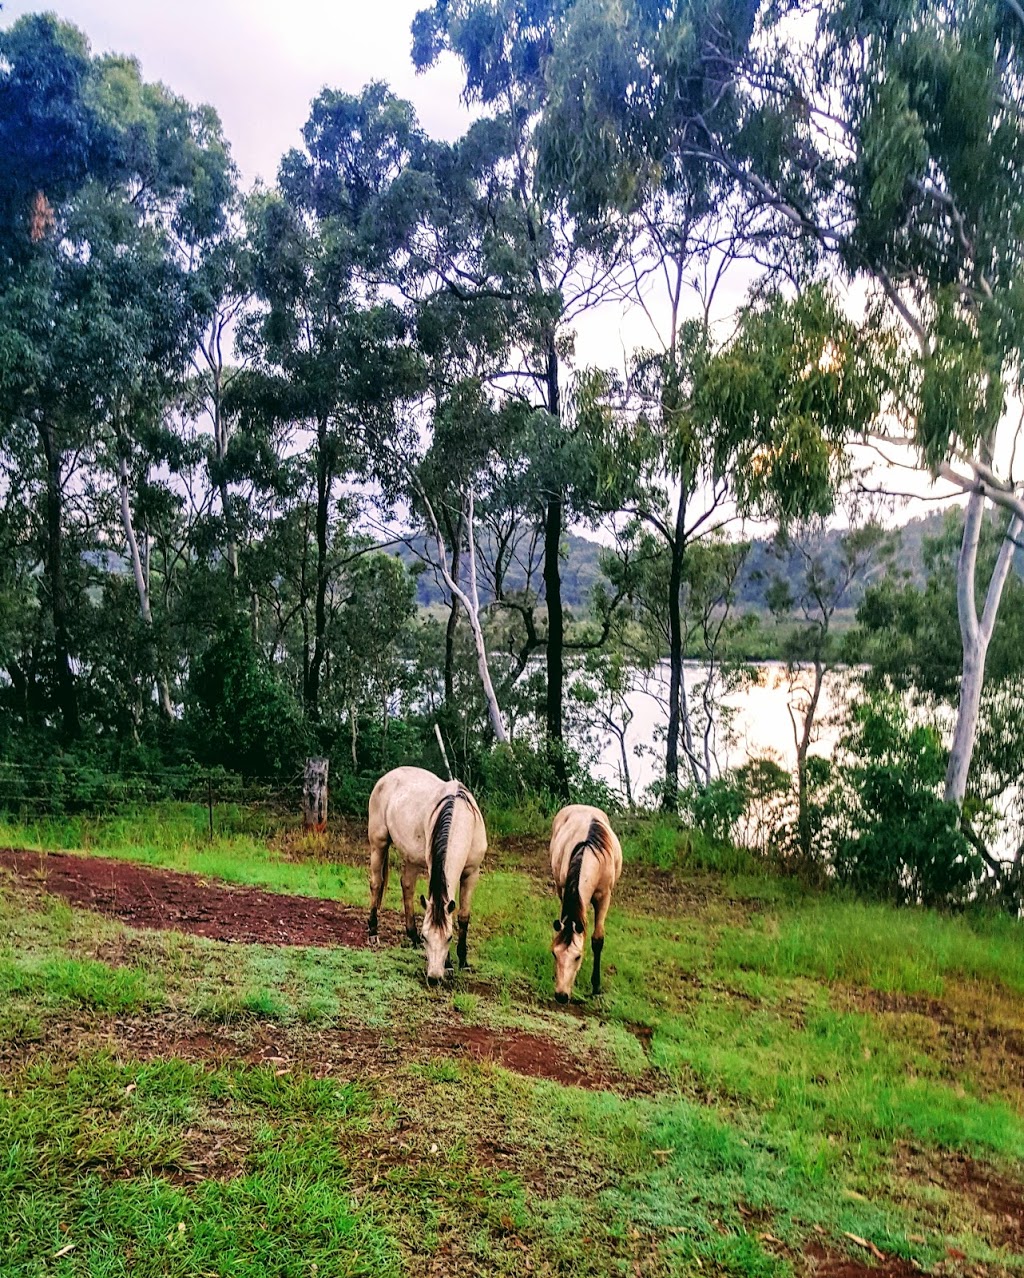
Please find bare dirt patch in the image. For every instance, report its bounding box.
[842,986,1024,1108]
[0,847,400,948]
[803,1242,922,1277]
[2,1005,647,1093]
[900,1145,1024,1254]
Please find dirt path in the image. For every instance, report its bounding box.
[0,847,401,948]
[1,1006,650,1094]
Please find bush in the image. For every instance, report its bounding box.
[829,696,981,908]
[186,614,311,778]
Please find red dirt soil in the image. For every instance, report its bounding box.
[0,847,400,948]
[2,1009,643,1093]
[804,1242,921,1277]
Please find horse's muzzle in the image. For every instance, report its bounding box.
[554,991,569,1005]
[426,975,442,988]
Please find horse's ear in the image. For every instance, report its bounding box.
[553,918,561,932]
[447,899,456,915]
[420,894,427,911]
[573,920,584,935]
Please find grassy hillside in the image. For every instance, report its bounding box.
[1,804,1022,1276]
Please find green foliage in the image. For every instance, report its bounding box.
[829,696,980,908]
[186,614,310,777]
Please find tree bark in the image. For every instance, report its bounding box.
[39,421,79,740]
[795,658,825,861]
[205,312,239,579]
[302,757,329,832]
[443,508,463,710]
[305,417,331,720]
[663,489,688,812]
[465,491,509,745]
[944,497,1022,807]
[541,334,569,796]
[118,451,173,718]
[421,485,508,745]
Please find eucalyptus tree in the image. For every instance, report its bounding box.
[412,0,634,790]
[0,16,233,738]
[236,83,425,723]
[764,507,890,861]
[548,0,1024,814]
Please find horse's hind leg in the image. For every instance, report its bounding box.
[591,892,612,996]
[368,827,390,939]
[456,867,481,970]
[400,859,420,945]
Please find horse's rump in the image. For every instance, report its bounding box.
[427,787,478,926]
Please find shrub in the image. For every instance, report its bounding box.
[186,614,311,778]
[829,695,981,908]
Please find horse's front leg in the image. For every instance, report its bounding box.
[591,892,612,996]
[400,860,420,945]
[457,867,481,969]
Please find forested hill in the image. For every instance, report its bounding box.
[398,510,968,613]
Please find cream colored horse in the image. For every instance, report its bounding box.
[367,766,487,984]
[550,804,622,1003]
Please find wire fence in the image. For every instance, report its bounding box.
[0,760,306,822]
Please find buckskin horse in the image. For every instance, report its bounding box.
[549,804,623,1003]
[367,766,487,985]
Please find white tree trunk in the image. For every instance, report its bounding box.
[118,450,173,718]
[419,484,509,745]
[944,495,1021,807]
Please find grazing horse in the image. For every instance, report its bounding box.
[367,766,487,985]
[550,804,622,1004]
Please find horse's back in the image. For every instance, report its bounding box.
[550,804,622,887]
[369,767,447,854]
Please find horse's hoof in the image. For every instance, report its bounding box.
[458,963,475,973]
[554,992,569,1006]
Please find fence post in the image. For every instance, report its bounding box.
[303,758,329,832]
[207,776,214,841]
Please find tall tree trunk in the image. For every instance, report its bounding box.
[443,509,463,710]
[465,491,509,745]
[795,658,825,861]
[39,421,79,741]
[944,496,1021,807]
[118,451,173,718]
[305,417,331,720]
[207,315,239,579]
[542,335,568,795]
[663,489,688,813]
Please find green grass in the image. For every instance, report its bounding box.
[0,805,369,902]
[2,803,1024,1274]
[716,897,1024,996]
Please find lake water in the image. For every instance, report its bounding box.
[592,660,850,804]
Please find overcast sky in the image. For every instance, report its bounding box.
[2,0,473,184]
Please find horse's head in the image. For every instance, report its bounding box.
[551,916,585,1003]
[421,893,455,985]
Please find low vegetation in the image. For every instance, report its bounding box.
[2,805,1022,1276]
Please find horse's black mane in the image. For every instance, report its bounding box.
[559,817,609,945]
[429,788,473,925]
